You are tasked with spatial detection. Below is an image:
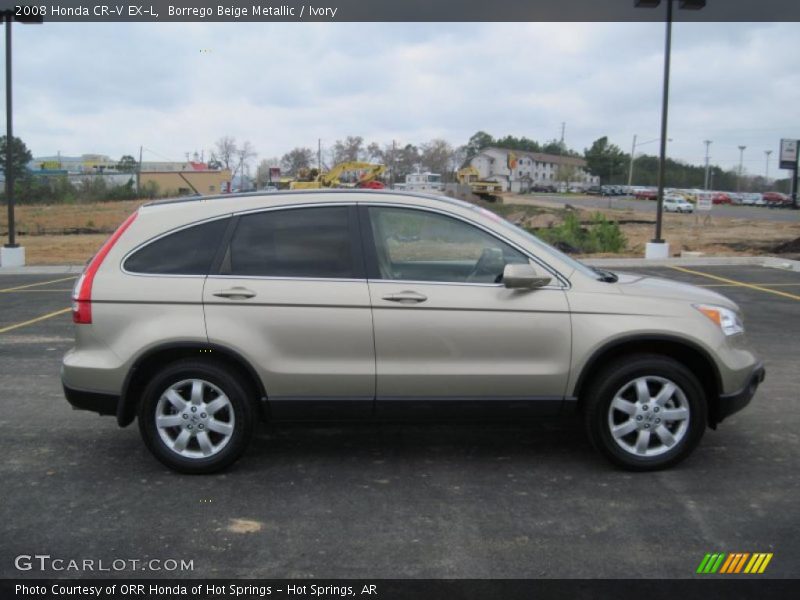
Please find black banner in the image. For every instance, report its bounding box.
[1,0,800,23]
[3,579,800,600]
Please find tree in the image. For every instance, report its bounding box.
[255,157,280,188]
[331,136,365,164]
[465,131,494,161]
[555,163,578,185]
[0,135,33,187]
[583,137,628,184]
[419,138,455,179]
[116,155,138,173]
[210,136,238,171]
[280,147,314,176]
[235,141,257,181]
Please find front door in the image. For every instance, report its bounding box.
[361,204,571,418]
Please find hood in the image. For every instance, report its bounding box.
[614,271,738,310]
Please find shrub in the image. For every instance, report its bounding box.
[536,212,626,254]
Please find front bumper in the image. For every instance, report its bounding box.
[63,383,119,416]
[712,363,765,425]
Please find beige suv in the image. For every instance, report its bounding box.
[62,191,764,473]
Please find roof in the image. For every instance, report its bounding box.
[479,146,587,168]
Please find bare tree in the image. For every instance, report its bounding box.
[281,147,315,176]
[256,157,281,188]
[420,138,455,179]
[210,136,238,171]
[235,141,258,187]
[331,136,365,164]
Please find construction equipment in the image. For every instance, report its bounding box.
[456,166,504,201]
[290,162,386,190]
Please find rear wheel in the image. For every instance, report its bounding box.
[138,359,256,473]
[584,355,707,471]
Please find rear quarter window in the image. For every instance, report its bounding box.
[123,218,229,275]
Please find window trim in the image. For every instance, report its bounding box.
[357,203,569,289]
[212,203,366,281]
[121,215,233,278]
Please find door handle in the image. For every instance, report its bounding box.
[212,287,256,299]
[382,291,428,304]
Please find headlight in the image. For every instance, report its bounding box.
[694,304,744,336]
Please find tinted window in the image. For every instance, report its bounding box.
[124,218,228,275]
[227,206,355,278]
[367,207,528,283]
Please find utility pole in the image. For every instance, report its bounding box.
[627,134,637,187]
[764,150,772,182]
[559,122,566,154]
[137,145,143,194]
[391,139,396,189]
[703,140,712,190]
[4,16,15,249]
[317,138,321,172]
[737,145,746,192]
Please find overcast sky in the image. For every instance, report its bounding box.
[6,21,799,175]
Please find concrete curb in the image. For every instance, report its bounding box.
[1,257,798,275]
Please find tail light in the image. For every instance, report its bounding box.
[72,211,138,324]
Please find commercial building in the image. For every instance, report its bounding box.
[469,146,599,193]
[139,169,232,196]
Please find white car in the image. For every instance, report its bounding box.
[664,195,694,213]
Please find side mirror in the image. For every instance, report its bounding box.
[503,263,552,289]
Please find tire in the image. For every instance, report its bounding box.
[583,354,707,471]
[138,359,256,474]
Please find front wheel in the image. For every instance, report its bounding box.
[584,355,707,471]
[138,359,256,473]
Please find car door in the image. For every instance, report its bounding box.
[203,203,375,419]
[361,204,572,418]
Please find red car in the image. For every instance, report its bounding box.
[762,192,790,207]
[634,189,658,200]
[712,192,732,205]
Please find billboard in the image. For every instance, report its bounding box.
[779,139,798,170]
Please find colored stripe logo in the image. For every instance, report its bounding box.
[696,552,773,574]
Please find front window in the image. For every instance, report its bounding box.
[367,206,528,284]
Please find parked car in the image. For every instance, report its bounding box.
[762,192,791,208]
[63,190,764,473]
[740,193,762,206]
[532,184,557,193]
[586,186,602,195]
[634,189,658,200]
[712,192,732,205]
[663,195,694,213]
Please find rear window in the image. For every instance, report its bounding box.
[124,218,229,275]
[225,206,355,278]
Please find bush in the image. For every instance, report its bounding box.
[536,212,626,254]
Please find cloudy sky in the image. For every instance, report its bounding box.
[7,20,800,175]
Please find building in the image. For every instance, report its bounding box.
[139,169,232,196]
[469,146,599,193]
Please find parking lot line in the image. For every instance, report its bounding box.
[670,266,800,301]
[0,276,76,293]
[698,283,800,288]
[0,307,71,334]
[1,289,73,293]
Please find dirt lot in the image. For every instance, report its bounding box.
[1,196,799,264]
[498,194,800,259]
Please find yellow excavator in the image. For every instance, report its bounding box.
[456,166,504,202]
[290,161,387,190]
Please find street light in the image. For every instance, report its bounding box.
[737,145,746,192]
[703,140,712,190]
[627,135,672,187]
[1,10,43,268]
[764,149,772,182]
[634,0,706,259]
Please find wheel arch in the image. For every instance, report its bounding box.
[572,334,722,427]
[117,342,268,427]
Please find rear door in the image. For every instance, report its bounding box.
[203,203,375,419]
[361,204,572,418]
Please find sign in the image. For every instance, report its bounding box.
[779,138,798,170]
[696,193,713,211]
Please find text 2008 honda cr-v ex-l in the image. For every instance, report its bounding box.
[62,190,764,473]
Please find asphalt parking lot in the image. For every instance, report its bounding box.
[0,265,797,579]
